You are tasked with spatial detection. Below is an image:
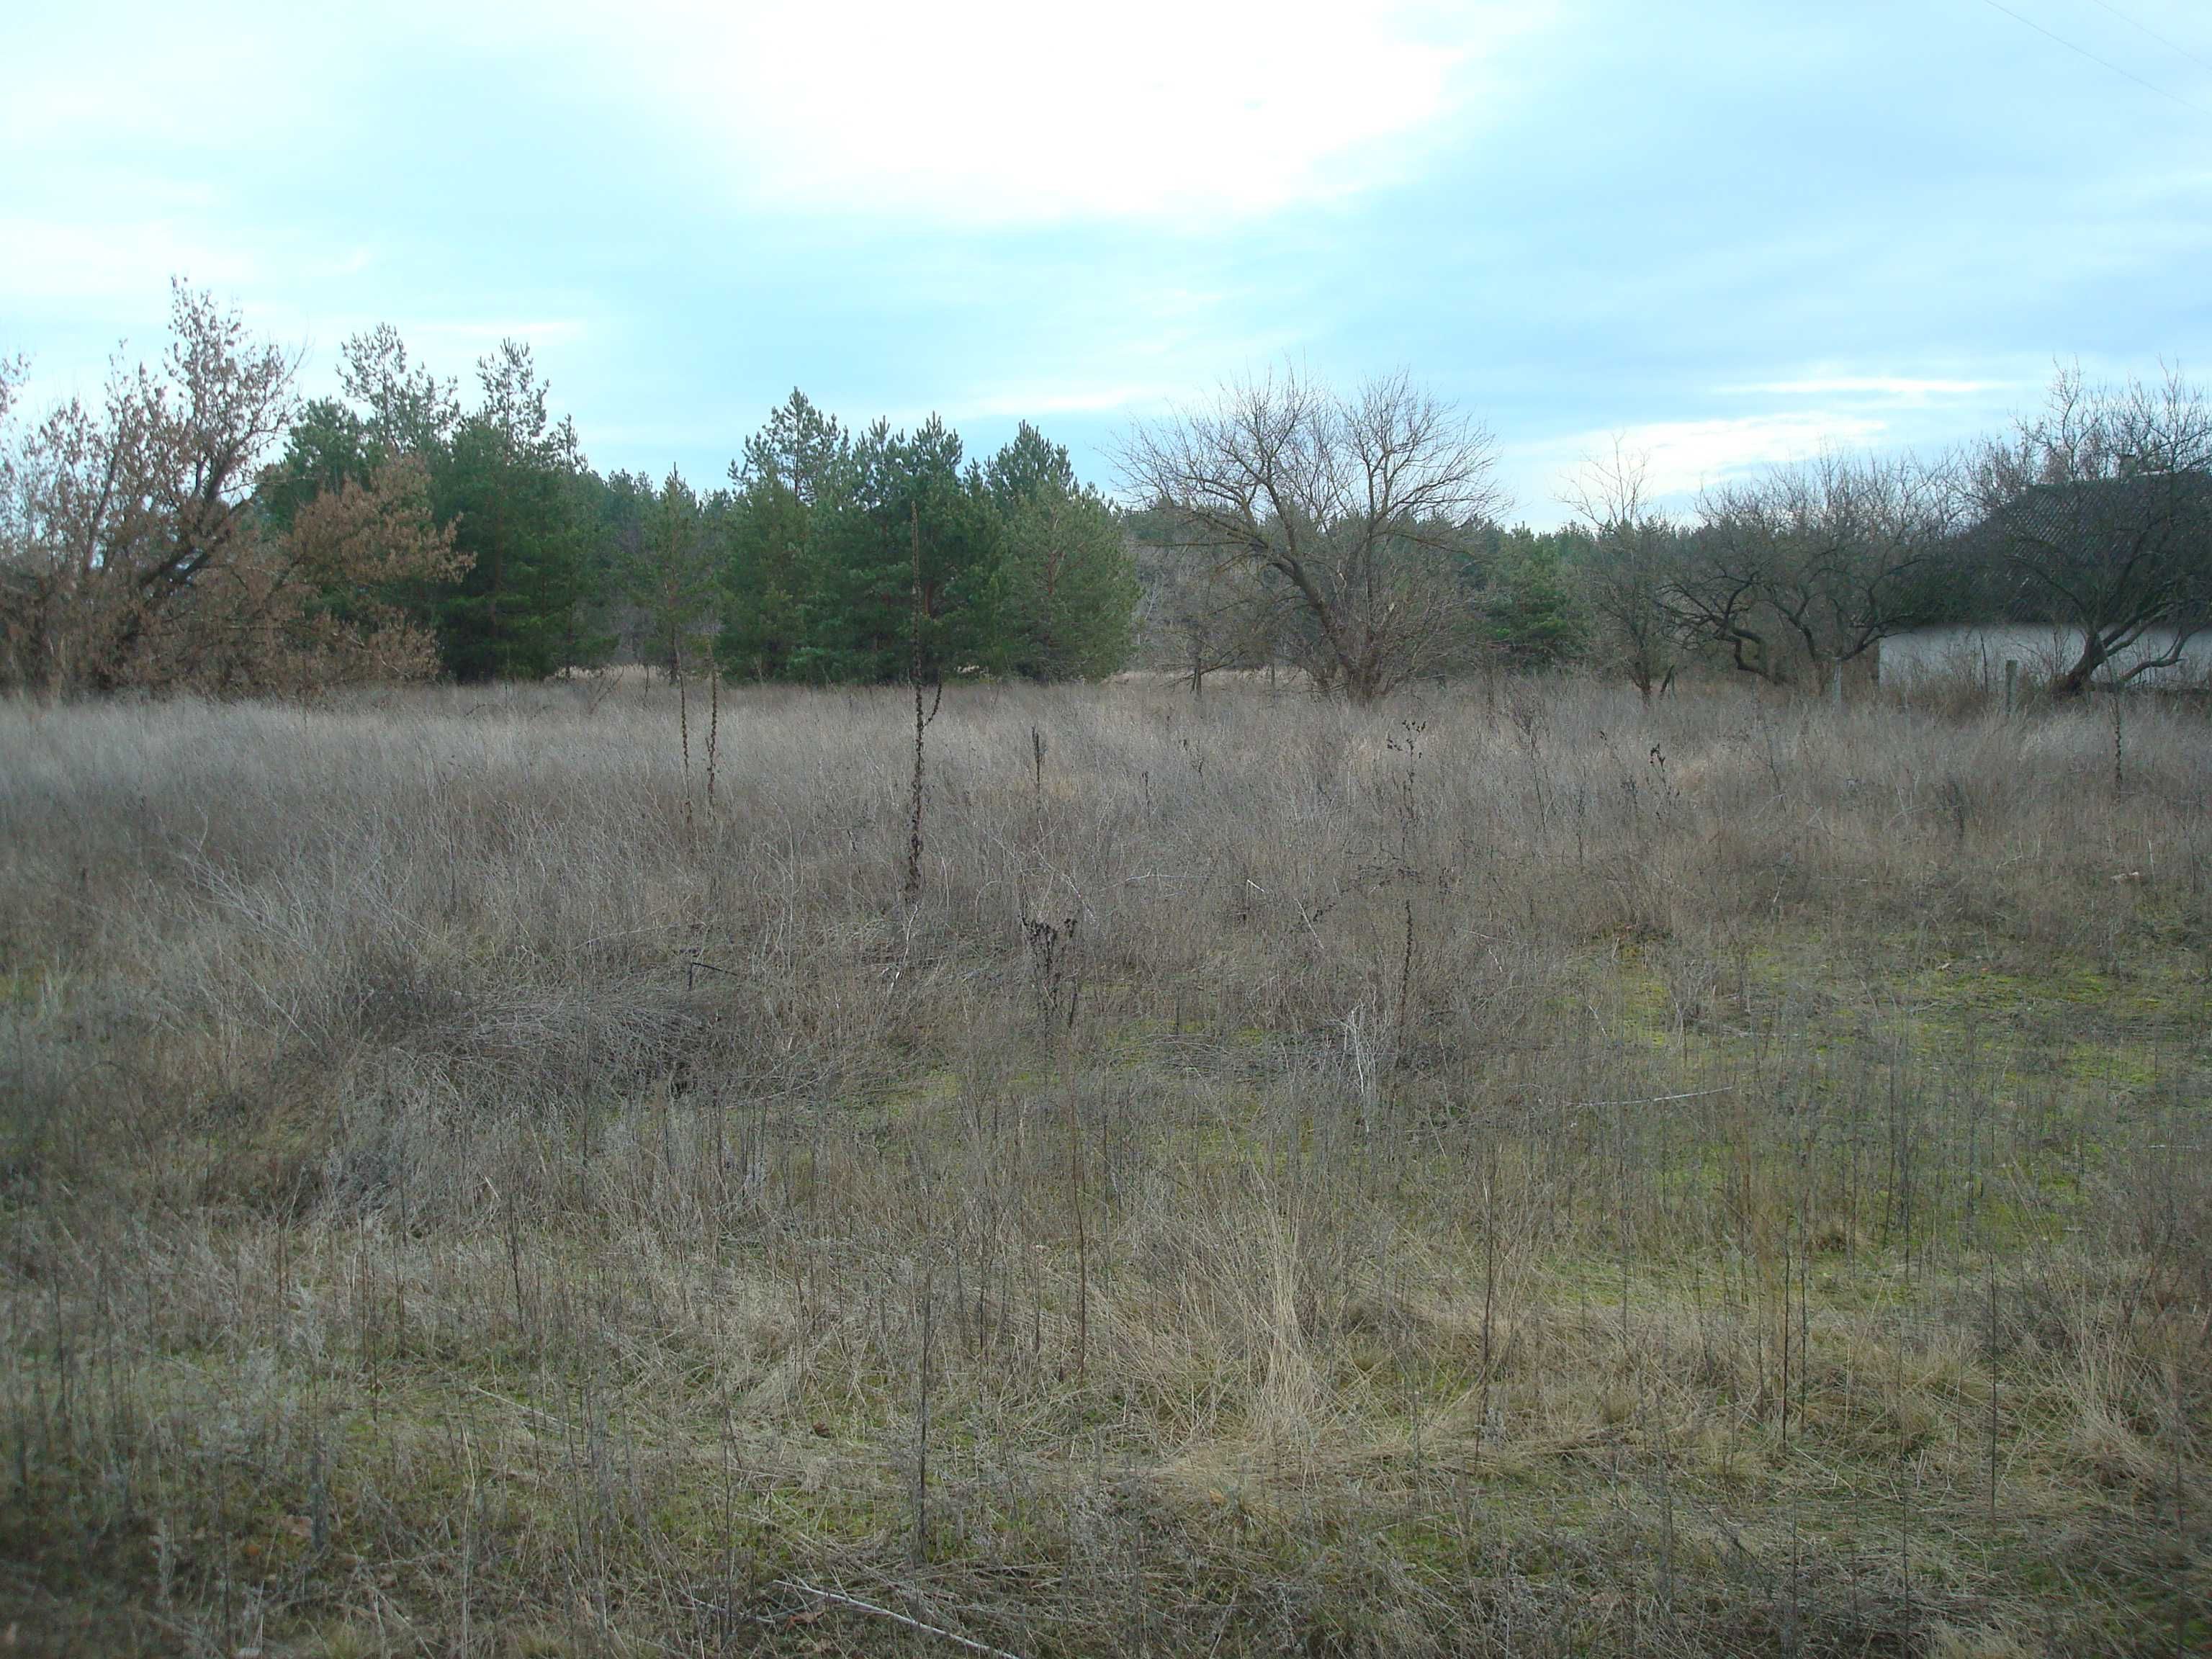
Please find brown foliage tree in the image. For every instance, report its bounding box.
[0,284,464,694]
[172,459,467,692]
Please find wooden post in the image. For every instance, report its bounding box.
[2004,660,2018,715]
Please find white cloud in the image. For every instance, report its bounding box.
[1,4,318,159]
[956,384,1164,421]
[1719,376,2008,402]
[541,0,1555,224]
[1527,412,1892,511]
[0,219,257,306]
[6,0,1555,230]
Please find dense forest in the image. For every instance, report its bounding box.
[2,286,2207,699]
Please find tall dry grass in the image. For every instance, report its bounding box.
[1,673,2207,1655]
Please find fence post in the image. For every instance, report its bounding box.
[2004,659,2018,716]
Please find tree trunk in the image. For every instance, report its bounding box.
[2055,633,2108,698]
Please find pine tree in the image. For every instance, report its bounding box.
[984,423,1137,680]
[1480,525,1588,668]
[797,416,1001,683]
[634,468,716,679]
[435,343,608,680]
[720,391,850,680]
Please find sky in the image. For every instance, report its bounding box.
[4,0,2208,524]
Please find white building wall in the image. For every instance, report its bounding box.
[1879,625,2212,688]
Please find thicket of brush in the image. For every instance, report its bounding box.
[1,675,2207,1657]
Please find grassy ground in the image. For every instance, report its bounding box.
[1,675,2207,1656]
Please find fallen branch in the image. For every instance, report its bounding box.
[1563,1086,1738,1109]
[773,1580,1030,1659]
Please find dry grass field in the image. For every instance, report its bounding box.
[1,676,2208,1656]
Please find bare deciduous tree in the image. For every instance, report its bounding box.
[1565,440,1679,701]
[1966,367,2212,696]
[1130,535,1275,694]
[1660,452,1951,689]
[1120,367,1501,701]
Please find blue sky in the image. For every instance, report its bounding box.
[4,0,2208,523]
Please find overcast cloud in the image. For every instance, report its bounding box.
[4,0,2207,521]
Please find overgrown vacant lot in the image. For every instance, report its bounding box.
[2,680,2208,1657]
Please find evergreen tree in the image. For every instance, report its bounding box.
[797,415,1002,683]
[260,335,464,659]
[570,469,646,663]
[587,469,655,662]
[435,342,609,680]
[634,467,716,678]
[259,361,1149,686]
[984,423,1138,680]
[719,391,850,680]
[266,328,621,680]
[1480,526,1588,667]
[260,397,377,531]
[337,323,459,460]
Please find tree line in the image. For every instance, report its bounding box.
[0,287,1134,695]
[1122,364,2212,702]
[4,286,2206,701]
